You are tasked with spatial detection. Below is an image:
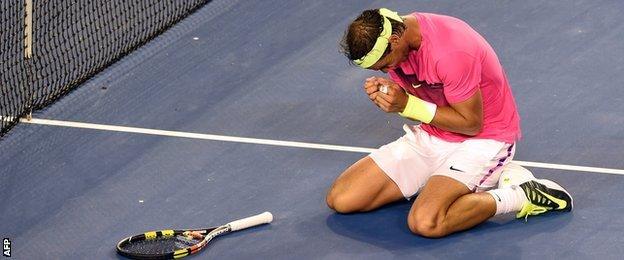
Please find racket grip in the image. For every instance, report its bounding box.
[228,212,273,231]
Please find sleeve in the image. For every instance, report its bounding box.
[435,51,481,104]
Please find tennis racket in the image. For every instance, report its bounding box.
[116,212,273,259]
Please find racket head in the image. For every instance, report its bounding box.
[116,227,218,260]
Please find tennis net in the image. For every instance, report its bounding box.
[1,0,210,137]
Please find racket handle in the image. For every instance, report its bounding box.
[228,212,273,231]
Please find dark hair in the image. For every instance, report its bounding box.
[340,9,406,64]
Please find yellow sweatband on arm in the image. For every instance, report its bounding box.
[398,94,437,123]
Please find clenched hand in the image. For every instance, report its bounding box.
[364,77,408,113]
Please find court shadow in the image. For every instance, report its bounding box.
[325,201,574,259]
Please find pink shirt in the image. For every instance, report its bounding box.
[389,12,521,143]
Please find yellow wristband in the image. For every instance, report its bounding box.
[398,94,437,123]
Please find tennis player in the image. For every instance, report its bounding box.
[326,8,573,238]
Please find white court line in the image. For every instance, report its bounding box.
[13,117,624,176]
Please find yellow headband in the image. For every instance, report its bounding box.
[353,8,403,68]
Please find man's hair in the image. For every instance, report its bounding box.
[340,9,406,64]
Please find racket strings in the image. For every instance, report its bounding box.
[120,235,202,255]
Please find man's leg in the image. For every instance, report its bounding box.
[407,140,515,238]
[326,156,404,213]
[407,163,574,238]
[407,175,496,238]
[327,125,436,213]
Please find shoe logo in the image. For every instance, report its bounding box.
[412,83,422,88]
[449,166,465,172]
[535,188,567,210]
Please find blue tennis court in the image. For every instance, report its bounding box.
[1,0,623,259]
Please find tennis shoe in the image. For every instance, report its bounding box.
[516,179,573,220]
[498,162,536,189]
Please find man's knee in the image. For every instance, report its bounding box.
[407,209,447,238]
[326,188,361,214]
[326,156,402,214]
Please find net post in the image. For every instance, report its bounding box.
[24,0,34,122]
[24,0,33,59]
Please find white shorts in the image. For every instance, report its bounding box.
[370,124,516,198]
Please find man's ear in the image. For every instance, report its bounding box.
[389,35,401,48]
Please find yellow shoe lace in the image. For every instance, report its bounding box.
[516,202,550,222]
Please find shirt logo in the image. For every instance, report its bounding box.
[411,80,443,89]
